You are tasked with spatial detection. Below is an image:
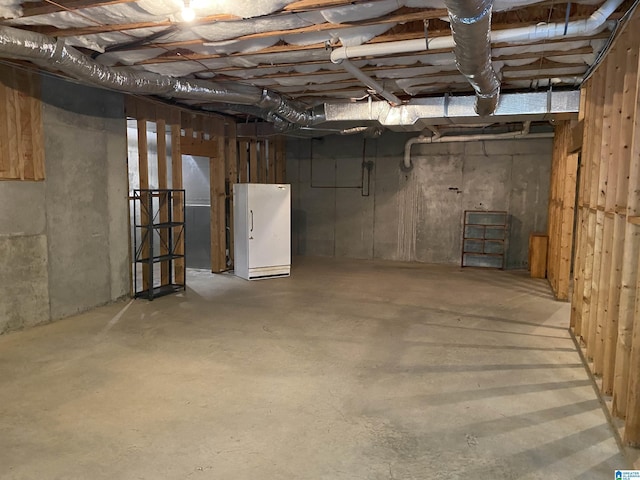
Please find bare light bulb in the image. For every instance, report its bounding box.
[181,0,195,22]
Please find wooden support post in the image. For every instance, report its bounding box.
[137,118,150,291]
[259,140,268,183]
[210,161,226,272]
[572,83,593,336]
[582,68,606,356]
[275,135,286,184]
[171,123,185,286]
[156,118,170,285]
[5,72,20,179]
[0,75,9,176]
[249,139,258,182]
[613,21,640,420]
[590,56,618,373]
[267,138,276,184]
[624,250,640,446]
[239,140,248,183]
[600,44,627,394]
[28,74,44,181]
[226,122,238,268]
[558,152,578,300]
[210,120,227,273]
[547,126,560,289]
[546,120,577,300]
[17,70,33,180]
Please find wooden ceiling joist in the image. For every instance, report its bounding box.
[18,0,137,18]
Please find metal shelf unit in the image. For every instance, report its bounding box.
[132,189,186,300]
[461,210,508,269]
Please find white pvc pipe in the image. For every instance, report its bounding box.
[333,0,622,61]
[340,59,402,105]
[331,0,623,105]
[402,121,554,169]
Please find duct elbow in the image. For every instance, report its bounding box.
[475,88,499,116]
[330,48,345,64]
[445,0,501,116]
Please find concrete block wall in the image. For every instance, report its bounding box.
[0,73,129,334]
[287,131,552,268]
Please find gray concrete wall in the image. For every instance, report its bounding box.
[0,73,129,334]
[287,132,552,269]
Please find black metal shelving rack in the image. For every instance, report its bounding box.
[461,210,508,269]
[132,189,186,300]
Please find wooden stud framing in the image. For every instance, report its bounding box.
[612,32,640,418]
[239,140,249,183]
[156,118,170,285]
[267,139,276,184]
[599,43,627,394]
[561,8,640,447]
[226,122,238,267]
[547,120,577,300]
[275,136,286,184]
[583,66,606,360]
[259,140,268,183]
[136,118,151,291]
[622,15,640,443]
[210,119,227,273]
[171,123,185,286]
[249,139,258,182]
[0,66,44,181]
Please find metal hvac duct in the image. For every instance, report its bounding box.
[0,26,319,127]
[444,0,501,116]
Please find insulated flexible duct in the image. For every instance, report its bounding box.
[0,26,318,127]
[444,0,500,116]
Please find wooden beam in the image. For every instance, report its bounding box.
[225,121,238,268]
[17,0,137,18]
[590,53,618,373]
[238,140,248,183]
[267,138,276,184]
[275,136,286,184]
[284,0,372,10]
[600,43,626,394]
[180,136,218,157]
[156,118,170,286]
[618,13,640,426]
[136,118,150,291]
[258,140,267,183]
[548,120,577,301]
[171,123,185,286]
[136,31,604,67]
[211,47,593,79]
[28,13,236,37]
[210,121,227,273]
[581,65,606,355]
[29,74,44,181]
[568,119,584,153]
[249,139,258,183]
[625,249,640,446]
[572,80,592,336]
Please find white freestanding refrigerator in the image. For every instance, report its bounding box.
[233,183,291,280]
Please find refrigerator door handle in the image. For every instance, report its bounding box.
[250,209,254,232]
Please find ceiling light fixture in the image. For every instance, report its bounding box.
[181,0,196,22]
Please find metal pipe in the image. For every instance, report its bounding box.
[402,121,547,169]
[338,58,402,106]
[443,0,500,115]
[331,0,622,60]
[0,25,319,126]
[331,0,623,112]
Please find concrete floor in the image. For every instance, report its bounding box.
[0,258,628,479]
